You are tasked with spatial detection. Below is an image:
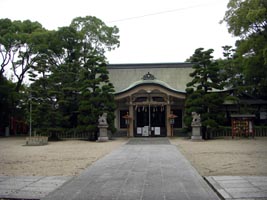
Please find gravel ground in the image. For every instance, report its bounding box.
[0,137,128,176]
[170,137,267,176]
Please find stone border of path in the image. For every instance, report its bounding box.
[126,137,171,145]
[205,176,267,200]
[0,176,72,199]
[43,139,220,200]
[2,175,266,200]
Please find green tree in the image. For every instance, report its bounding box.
[222,0,267,99]
[26,30,62,135]
[29,26,82,135]
[0,18,15,76]
[78,56,116,139]
[0,75,16,132]
[185,48,225,139]
[0,19,45,92]
[71,16,119,139]
[51,26,82,130]
[0,19,45,135]
[218,45,248,94]
[28,16,119,139]
[29,76,64,134]
[1,16,119,138]
[70,16,120,57]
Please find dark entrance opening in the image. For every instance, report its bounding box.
[135,106,166,137]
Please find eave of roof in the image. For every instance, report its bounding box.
[231,114,256,118]
[114,79,185,95]
[223,99,267,105]
[107,62,193,69]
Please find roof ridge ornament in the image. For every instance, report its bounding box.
[142,72,156,80]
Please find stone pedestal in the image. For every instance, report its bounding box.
[191,125,202,140]
[5,127,9,137]
[26,136,48,146]
[98,125,109,142]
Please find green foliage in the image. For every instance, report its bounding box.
[187,48,223,93]
[222,0,267,99]
[27,16,119,139]
[0,74,28,133]
[0,16,119,137]
[0,75,16,128]
[218,46,245,93]
[77,58,116,136]
[0,19,45,92]
[185,48,225,139]
[222,0,267,38]
[70,16,120,54]
[236,34,267,98]
[29,75,64,132]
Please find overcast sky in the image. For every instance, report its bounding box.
[1,0,237,64]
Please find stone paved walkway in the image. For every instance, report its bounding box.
[1,138,267,199]
[43,138,219,200]
[205,176,267,200]
[0,176,72,199]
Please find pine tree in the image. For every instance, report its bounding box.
[185,48,225,139]
[77,55,116,140]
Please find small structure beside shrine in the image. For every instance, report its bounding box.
[231,114,256,139]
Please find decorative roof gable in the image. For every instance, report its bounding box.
[142,72,155,80]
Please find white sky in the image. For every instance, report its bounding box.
[0,0,237,64]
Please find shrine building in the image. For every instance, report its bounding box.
[107,63,194,137]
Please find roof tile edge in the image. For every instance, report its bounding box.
[107,62,193,69]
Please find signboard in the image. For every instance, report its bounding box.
[142,126,149,136]
[137,127,142,135]
[155,127,160,135]
[260,112,267,120]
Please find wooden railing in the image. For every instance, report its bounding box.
[211,126,267,138]
[254,127,267,137]
[35,127,267,139]
[41,131,93,140]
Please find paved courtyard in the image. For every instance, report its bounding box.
[0,176,72,199]
[43,138,219,200]
[0,138,267,200]
[205,176,267,200]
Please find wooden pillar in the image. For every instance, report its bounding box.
[114,109,119,130]
[166,104,171,137]
[129,96,134,137]
[129,105,134,137]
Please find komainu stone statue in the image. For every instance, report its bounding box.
[98,113,109,142]
[98,113,108,126]
[191,112,202,140]
[191,112,201,126]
